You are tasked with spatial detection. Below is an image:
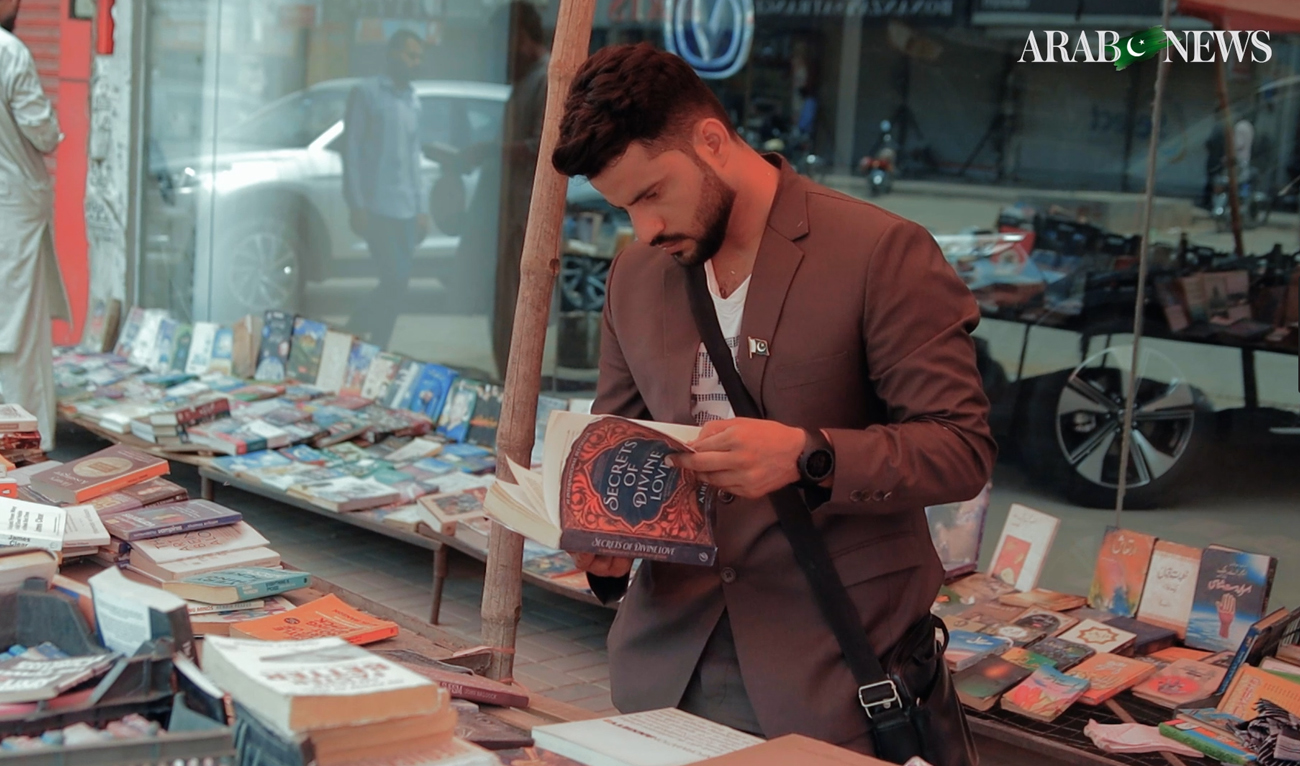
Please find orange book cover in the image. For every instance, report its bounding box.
[1218,665,1300,720]
[230,593,399,645]
[31,445,169,504]
[1088,526,1157,618]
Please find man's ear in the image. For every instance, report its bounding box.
[696,118,733,164]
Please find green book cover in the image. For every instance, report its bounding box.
[1156,721,1254,765]
[178,567,310,600]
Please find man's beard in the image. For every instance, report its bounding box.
[656,164,736,267]
[1,16,15,32]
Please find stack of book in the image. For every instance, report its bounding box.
[129,393,232,447]
[201,635,497,766]
[0,403,43,469]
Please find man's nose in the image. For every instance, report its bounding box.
[629,211,664,246]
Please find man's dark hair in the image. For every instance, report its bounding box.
[387,29,423,54]
[552,43,735,179]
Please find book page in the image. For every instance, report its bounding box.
[537,709,762,766]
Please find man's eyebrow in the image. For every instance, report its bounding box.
[626,181,660,208]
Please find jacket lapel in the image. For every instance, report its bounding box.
[736,159,810,414]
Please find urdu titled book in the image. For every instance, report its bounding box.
[486,412,716,566]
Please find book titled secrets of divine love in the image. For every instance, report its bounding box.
[486,412,716,566]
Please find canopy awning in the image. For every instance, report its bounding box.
[1177,0,1300,33]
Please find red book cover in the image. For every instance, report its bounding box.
[119,477,189,507]
[164,397,231,428]
[30,445,170,504]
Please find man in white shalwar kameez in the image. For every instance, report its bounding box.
[0,0,71,452]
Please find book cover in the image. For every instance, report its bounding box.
[925,482,990,580]
[1132,659,1226,708]
[190,596,295,635]
[129,546,281,582]
[230,593,399,645]
[361,352,405,402]
[129,521,269,565]
[960,601,1026,626]
[289,477,400,513]
[286,318,328,383]
[954,656,1034,711]
[255,311,295,382]
[1013,609,1078,637]
[988,504,1060,591]
[1216,607,1295,696]
[1137,541,1202,639]
[1186,545,1277,653]
[184,321,219,374]
[341,342,381,397]
[101,500,242,542]
[212,450,295,477]
[949,573,1019,604]
[383,360,425,411]
[31,444,170,504]
[417,488,488,535]
[1088,526,1157,618]
[151,317,179,372]
[0,500,66,551]
[375,648,530,709]
[1058,619,1137,655]
[1000,648,1057,671]
[436,378,478,443]
[946,630,1013,672]
[1105,617,1177,657]
[0,404,37,433]
[164,568,311,605]
[465,382,504,449]
[128,309,168,368]
[983,623,1047,648]
[1157,721,1253,765]
[407,364,459,422]
[1218,664,1300,720]
[1068,653,1157,705]
[112,306,144,358]
[232,313,264,379]
[314,331,355,393]
[200,635,444,735]
[532,710,762,766]
[169,323,193,372]
[1028,637,1096,671]
[61,504,109,549]
[1001,666,1090,722]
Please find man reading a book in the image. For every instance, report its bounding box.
[548,44,995,755]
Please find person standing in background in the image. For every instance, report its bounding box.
[0,0,71,452]
[341,29,430,349]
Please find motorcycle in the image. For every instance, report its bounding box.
[1212,165,1272,231]
[858,120,897,196]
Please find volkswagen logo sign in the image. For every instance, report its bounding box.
[663,0,754,81]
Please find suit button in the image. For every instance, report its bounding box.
[872,490,886,502]
[718,491,735,504]
[720,567,737,584]
[850,490,867,502]
[883,491,893,501]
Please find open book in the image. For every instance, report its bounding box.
[486,412,716,566]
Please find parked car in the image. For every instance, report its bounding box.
[150,78,609,323]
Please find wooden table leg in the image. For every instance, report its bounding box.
[200,475,215,501]
[430,545,449,624]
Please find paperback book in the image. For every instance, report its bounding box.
[1137,541,1203,638]
[924,482,990,580]
[1067,653,1157,705]
[1131,659,1226,708]
[255,311,294,382]
[286,318,328,383]
[954,656,1034,711]
[1000,666,1091,722]
[230,593,399,645]
[486,412,716,566]
[1087,526,1157,618]
[988,504,1059,592]
[1186,545,1277,653]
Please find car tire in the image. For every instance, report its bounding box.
[1017,361,1213,510]
[215,214,306,317]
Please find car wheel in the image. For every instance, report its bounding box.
[1017,346,1213,509]
[218,215,305,316]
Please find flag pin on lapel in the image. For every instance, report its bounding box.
[748,337,770,358]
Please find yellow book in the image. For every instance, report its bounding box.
[1218,665,1300,720]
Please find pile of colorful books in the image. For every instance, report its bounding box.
[926,499,1298,763]
[0,403,43,472]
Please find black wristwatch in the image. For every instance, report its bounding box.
[797,428,835,487]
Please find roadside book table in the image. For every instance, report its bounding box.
[61,414,224,501]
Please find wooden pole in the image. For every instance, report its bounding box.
[1216,57,1246,258]
[481,0,596,682]
[1112,0,1172,524]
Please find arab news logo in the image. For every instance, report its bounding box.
[663,0,755,80]
[1020,28,1273,71]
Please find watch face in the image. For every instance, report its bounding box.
[806,449,833,480]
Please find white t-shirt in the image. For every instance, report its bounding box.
[691,261,750,426]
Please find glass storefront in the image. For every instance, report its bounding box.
[133,0,1300,513]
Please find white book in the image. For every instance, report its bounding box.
[532,709,763,766]
[186,599,265,616]
[185,322,221,375]
[128,309,169,368]
[360,352,403,401]
[88,566,191,658]
[129,521,270,566]
[0,404,38,433]
[1136,541,1202,639]
[200,635,447,736]
[130,546,281,582]
[314,331,354,394]
[62,505,110,549]
[988,503,1060,592]
[0,500,66,552]
[382,438,443,465]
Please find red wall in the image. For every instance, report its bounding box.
[16,0,92,347]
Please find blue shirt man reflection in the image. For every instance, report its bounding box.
[341,30,430,348]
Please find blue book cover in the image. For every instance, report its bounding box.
[405,364,459,420]
[341,342,381,396]
[383,361,425,410]
[286,318,328,383]
[1186,546,1277,653]
[946,630,1013,671]
[210,328,235,373]
[153,318,179,371]
[212,450,293,476]
[436,378,478,443]
[278,444,332,465]
[173,567,311,602]
[441,443,493,460]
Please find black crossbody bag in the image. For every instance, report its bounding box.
[684,265,978,766]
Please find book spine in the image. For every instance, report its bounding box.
[1216,628,1259,696]
[434,677,529,708]
[172,399,231,428]
[237,575,309,600]
[124,515,239,541]
[560,530,717,566]
[1156,723,1250,765]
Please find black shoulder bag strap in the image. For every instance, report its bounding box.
[683,264,923,760]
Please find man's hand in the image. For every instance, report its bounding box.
[349,208,368,239]
[572,553,633,578]
[671,419,804,499]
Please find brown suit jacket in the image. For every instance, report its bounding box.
[591,157,996,747]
